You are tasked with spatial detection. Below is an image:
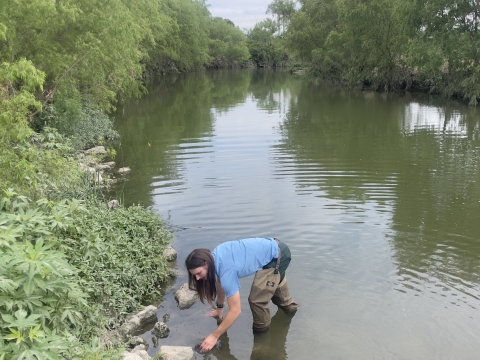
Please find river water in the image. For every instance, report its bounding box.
[112,69,480,360]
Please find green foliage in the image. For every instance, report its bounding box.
[247,19,286,66]
[266,0,296,35]
[0,59,45,142]
[0,0,253,115]
[0,189,172,359]
[208,18,250,68]
[411,0,480,104]
[283,0,480,103]
[39,102,120,150]
[0,127,82,200]
[0,191,88,359]
[65,197,172,317]
[161,0,212,70]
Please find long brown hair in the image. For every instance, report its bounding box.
[185,248,216,304]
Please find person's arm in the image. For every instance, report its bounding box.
[200,290,241,352]
[207,277,225,319]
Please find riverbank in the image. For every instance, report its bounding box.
[0,132,175,359]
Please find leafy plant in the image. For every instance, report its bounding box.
[0,189,172,359]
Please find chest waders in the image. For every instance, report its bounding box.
[248,238,299,332]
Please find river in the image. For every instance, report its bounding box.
[112,69,480,360]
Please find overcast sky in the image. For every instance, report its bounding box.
[206,0,273,30]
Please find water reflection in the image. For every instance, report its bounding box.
[279,83,480,306]
[201,309,296,360]
[250,310,296,360]
[113,69,480,359]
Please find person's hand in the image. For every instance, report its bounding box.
[200,333,219,352]
[207,308,223,319]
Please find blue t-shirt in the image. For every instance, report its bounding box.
[212,237,278,298]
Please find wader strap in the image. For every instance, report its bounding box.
[274,238,281,274]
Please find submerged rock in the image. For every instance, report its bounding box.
[151,321,170,339]
[151,335,158,348]
[193,340,221,353]
[174,283,198,309]
[123,305,158,336]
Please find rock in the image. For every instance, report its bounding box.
[118,167,131,175]
[193,340,221,353]
[104,161,116,168]
[174,283,198,310]
[163,244,177,261]
[151,322,170,338]
[162,313,170,323]
[129,336,146,348]
[151,336,158,348]
[86,157,99,166]
[132,347,150,360]
[108,199,120,210]
[85,146,107,155]
[123,305,158,336]
[96,161,116,171]
[133,344,146,352]
[158,346,196,360]
[122,351,145,360]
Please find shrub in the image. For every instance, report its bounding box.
[0,189,172,359]
[0,127,83,201]
[38,102,120,150]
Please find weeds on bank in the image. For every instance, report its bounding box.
[0,189,172,359]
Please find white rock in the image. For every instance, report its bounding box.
[85,146,107,154]
[108,199,120,209]
[174,283,198,310]
[131,348,150,360]
[163,244,177,261]
[96,162,115,171]
[118,167,131,174]
[159,346,196,360]
[122,351,144,360]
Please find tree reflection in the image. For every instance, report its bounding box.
[111,70,251,207]
[278,83,480,301]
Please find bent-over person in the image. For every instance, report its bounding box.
[185,237,298,352]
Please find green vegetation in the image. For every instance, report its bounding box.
[246,0,296,67]
[0,1,237,358]
[276,0,480,105]
[248,0,480,105]
[247,19,286,67]
[0,189,172,359]
[0,0,251,116]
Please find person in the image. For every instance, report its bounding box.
[185,237,298,353]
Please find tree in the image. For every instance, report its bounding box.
[266,0,297,35]
[208,18,250,67]
[247,19,285,66]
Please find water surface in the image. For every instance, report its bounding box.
[113,69,480,360]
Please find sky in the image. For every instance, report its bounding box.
[206,0,273,30]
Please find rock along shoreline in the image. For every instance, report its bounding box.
[120,244,200,360]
